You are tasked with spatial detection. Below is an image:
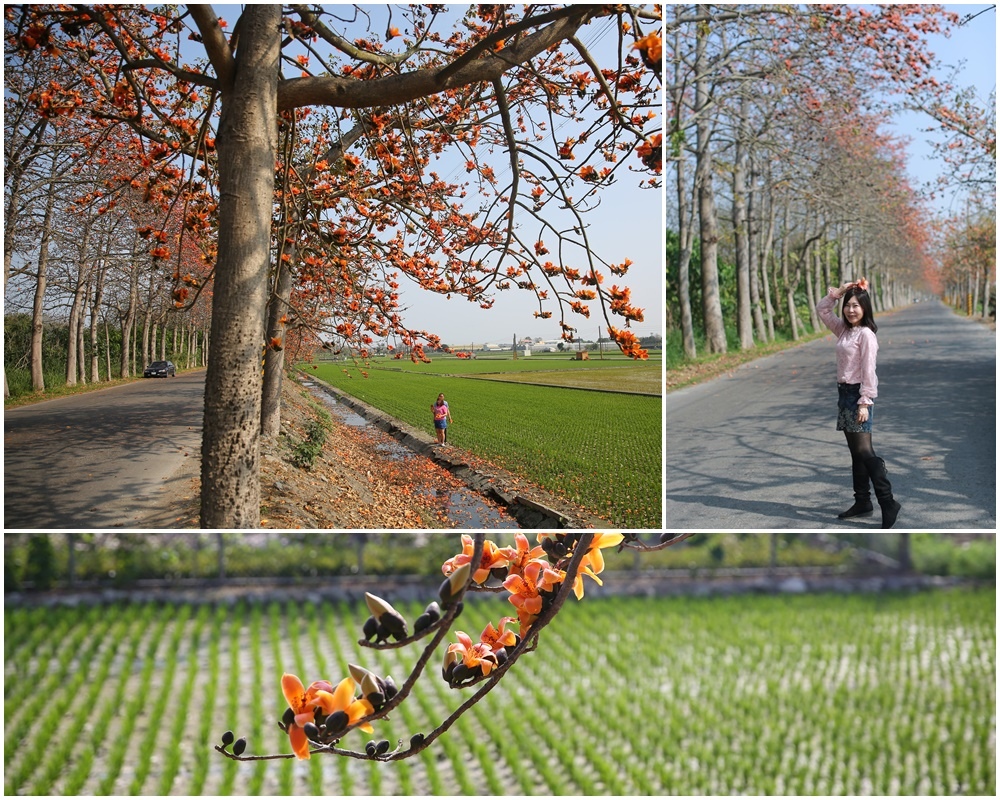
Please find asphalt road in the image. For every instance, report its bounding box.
[665,301,996,529]
[4,371,205,529]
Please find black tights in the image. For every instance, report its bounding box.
[844,431,876,463]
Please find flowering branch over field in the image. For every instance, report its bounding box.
[215,532,696,763]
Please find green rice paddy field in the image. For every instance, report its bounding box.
[306,356,661,528]
[4,588,994,795]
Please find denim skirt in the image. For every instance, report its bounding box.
[837,383,873,433]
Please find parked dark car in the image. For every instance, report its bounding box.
[143,360,176,378]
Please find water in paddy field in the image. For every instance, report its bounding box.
[304,383,519,529]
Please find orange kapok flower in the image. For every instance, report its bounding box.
[632,32,662,66]
[442,534,509,584]
[503,559,564,619]
[448,631,499,676]
[281,673,374,760]
[480,616,518,652]
[498,533,545,578]
[580,533,624,578]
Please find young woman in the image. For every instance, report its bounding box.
[431,393,453,445]
[817,278,901,528]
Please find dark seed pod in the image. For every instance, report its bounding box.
[451,662,473,684]
[365,740,378,757]
[494,647,508,667]
[443,660,457,682]
[303,722,321,742]
[410,732,425,749]
[365,592,408,641]
[282,707,295,727]
[413,612,432,635]
[363,615,379,641]
[367,690,385,712]
[376,739,391,755]
[325,710,349,734]
[490,566,508,582]
[660,532,678,543]
[233,738,247,756]
[380,613,407,641]
[423,601,441,622]
[381,675,398,701]
[221,730,235,747]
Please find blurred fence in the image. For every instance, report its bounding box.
[4,532,994,592]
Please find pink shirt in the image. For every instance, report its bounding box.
[817,291,878,406]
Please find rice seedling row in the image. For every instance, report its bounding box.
[309,364,661,528]
[187,604,229,795]
[128,605,193,794]
[4,606,103,761]
[4,590,993,795]
[4,606,121,792]
[17,610,128,795]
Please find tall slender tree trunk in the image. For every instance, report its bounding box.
[89,262,106,382]
[760,190,777,341]
[733,87,753,350]
[30,159,59,392]
[261,260,293,438]
[695,29,726,354]
[68,222,93,386]
[104,319,112,380]
[120,248,139,378]
[781,210,798,341]
[671,20,696,359]
[747,163,767,342]
[805,243,819,332]
[200,4,281,528]
[77,280,89,384]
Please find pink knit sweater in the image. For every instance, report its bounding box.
[817,291,878,406]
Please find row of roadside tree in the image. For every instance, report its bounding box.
[664,4,996,359]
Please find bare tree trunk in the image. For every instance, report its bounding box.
[695,31,726,354]
[200,4,281,528]
[261,259,293,438]
[747,162,768,342]
[759,176,777,341]
[805,244,819,332]
[120,249,139,378]
[982,263,993,319]
[66,214,94,386]
[781,210,799,341]
[671,21,696,359]
[30,159,59,392]
[90,263,106,382]
[733,87,753,350]
[77,279,89,384]
[104,319,112,380]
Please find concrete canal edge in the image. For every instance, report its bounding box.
[298,372,605,529]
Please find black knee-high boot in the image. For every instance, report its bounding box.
[838,458,873,518]
[864,456,900,528]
